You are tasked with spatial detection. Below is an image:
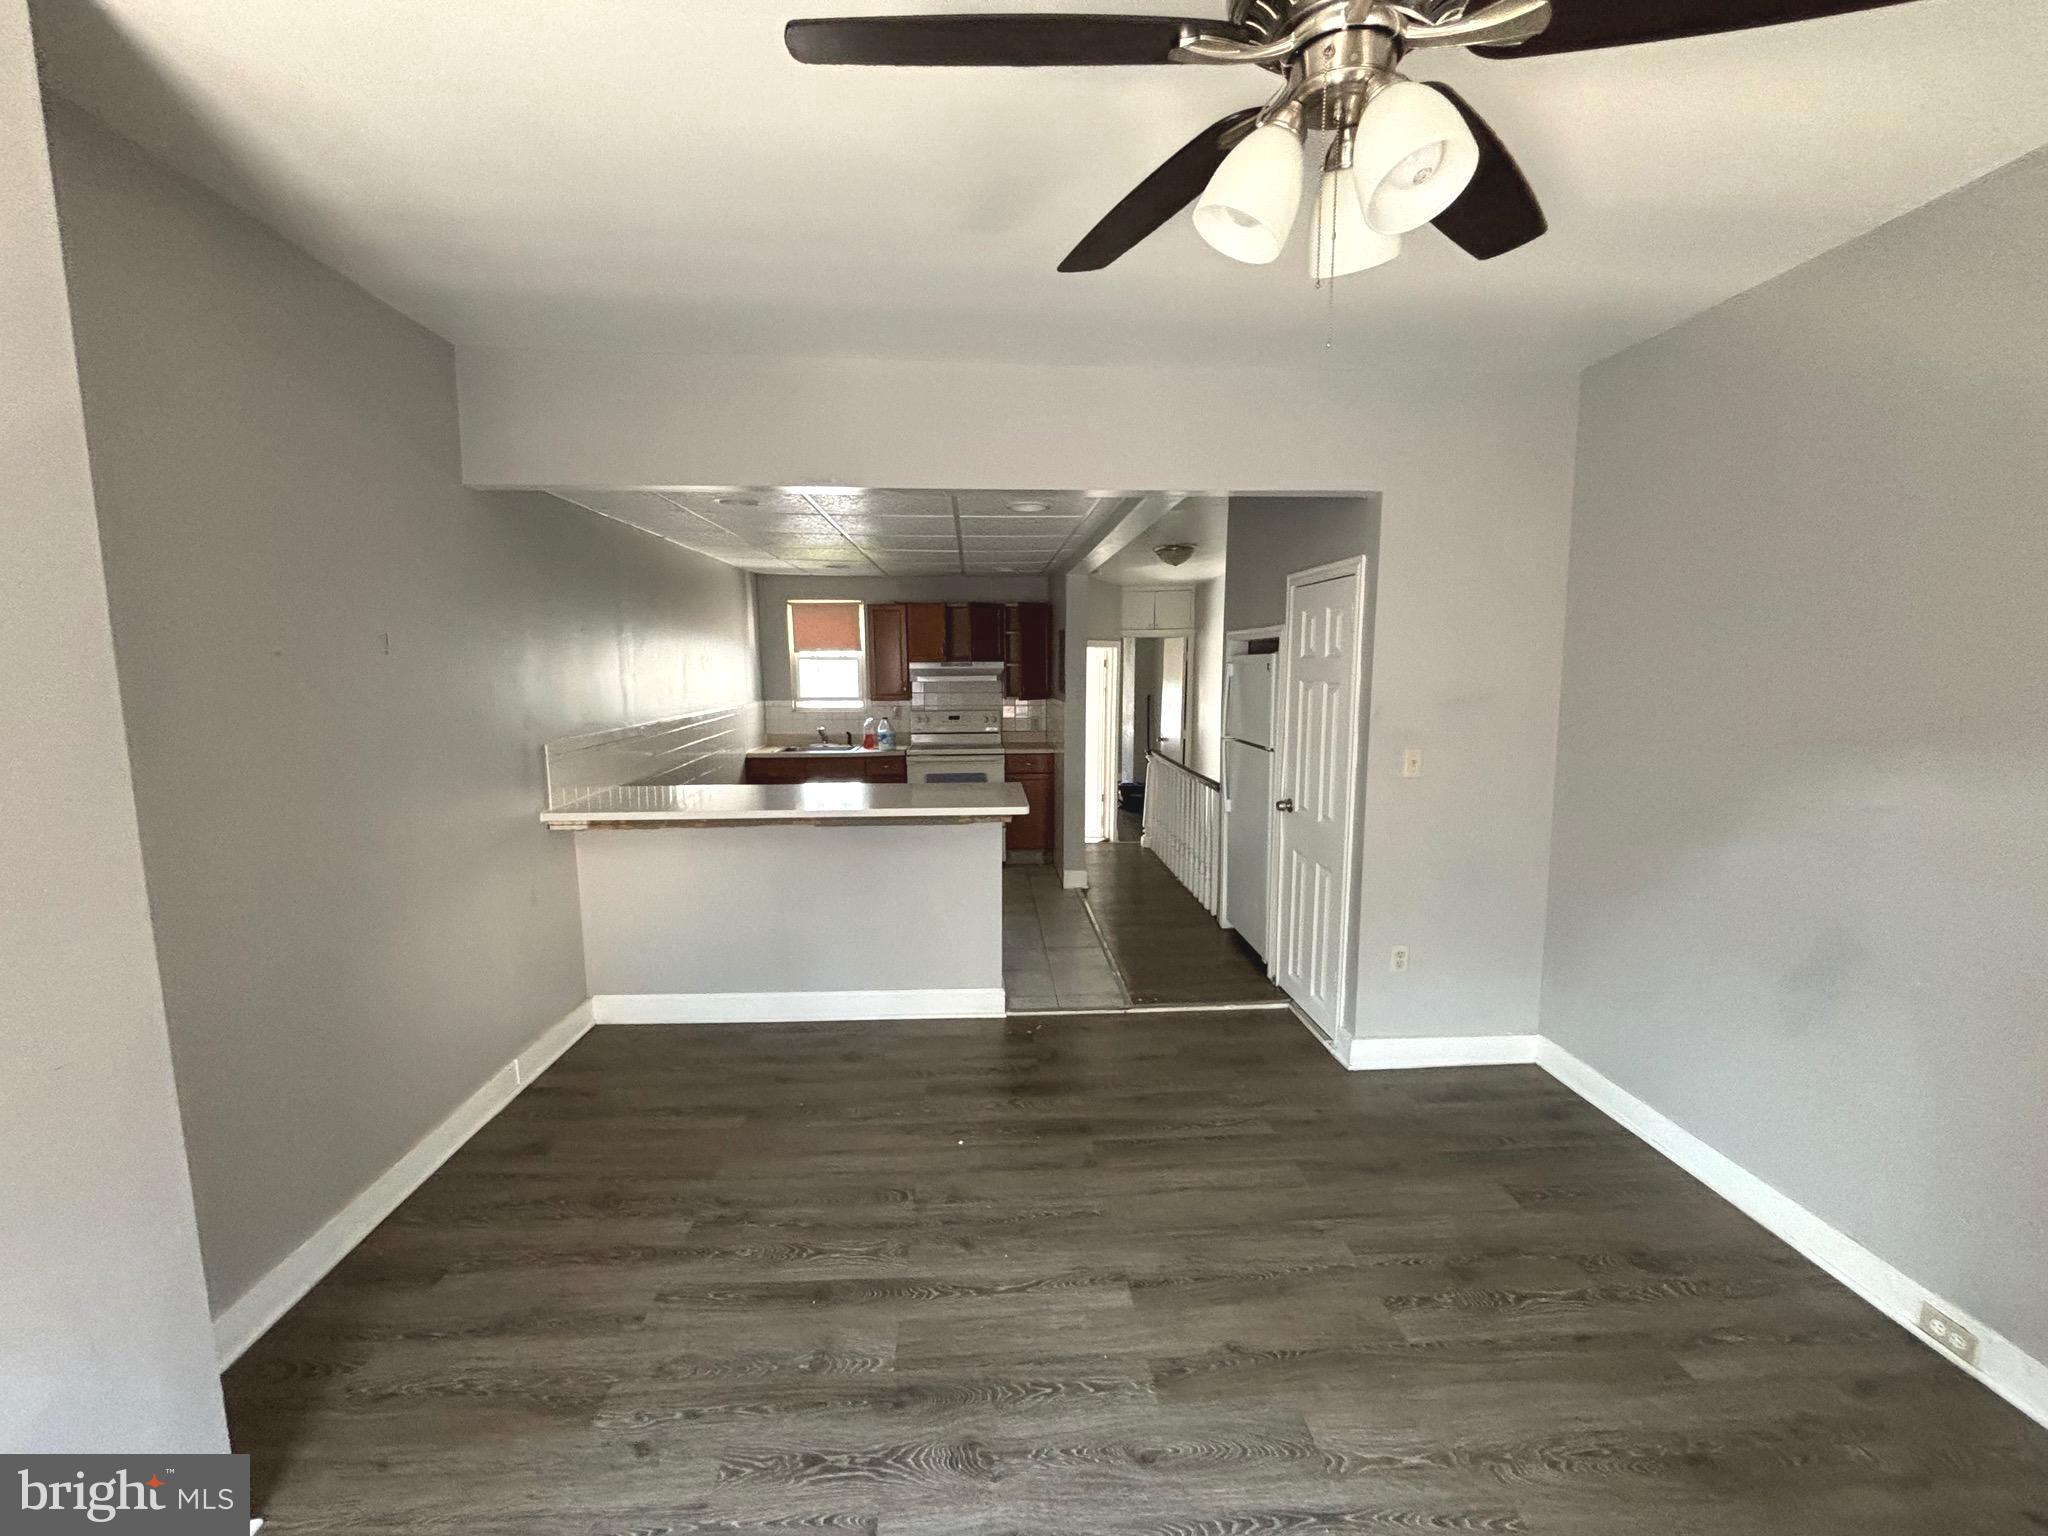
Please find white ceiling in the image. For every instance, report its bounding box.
[32,1,2048,374]
[1092,496,1228,584]
[549,487,1128,574]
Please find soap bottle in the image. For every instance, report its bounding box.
[876,716,894,749]
[862,716,878,750]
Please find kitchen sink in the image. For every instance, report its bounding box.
[778,743,865,753]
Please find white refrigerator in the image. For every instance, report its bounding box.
[1222,653,1276,959]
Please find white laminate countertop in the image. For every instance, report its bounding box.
[543,781,1029,828]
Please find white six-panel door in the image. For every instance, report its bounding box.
[1273,566,1363,1039]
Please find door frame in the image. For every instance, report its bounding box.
[1270,557,1370,1042]
[1120,630,1193,777]
[1221,625,1283,943]
[1083,641,1122,843]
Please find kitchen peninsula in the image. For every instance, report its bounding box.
[543,773,1024,1023]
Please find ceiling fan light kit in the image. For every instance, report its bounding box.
[1350,79,1480,234]
[1310,163,1400,280]
[786,0,1928,279]
[1192,110,1306,264]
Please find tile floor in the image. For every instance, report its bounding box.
[1001,865,1129,1010]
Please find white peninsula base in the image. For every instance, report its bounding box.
[566,787,1022,1022]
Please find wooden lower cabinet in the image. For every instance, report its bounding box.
[1005,752,1054,855]
[743,754,907,785]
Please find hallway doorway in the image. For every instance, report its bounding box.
[1083,642,1119,844]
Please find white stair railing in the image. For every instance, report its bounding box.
[1140,751,1223,916]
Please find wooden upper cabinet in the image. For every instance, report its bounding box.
[868,603,909,701]
[968,602,1005,663]
[905,603,947,663]
[1007,602,1053,699]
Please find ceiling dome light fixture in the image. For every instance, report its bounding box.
[1153,543,1196,567]
[1352,80,1481,235]
[1192,105,1305,266]
[715,494,760,507]
[1006,498,1051,513]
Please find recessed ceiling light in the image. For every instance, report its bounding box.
[715,495,759,507]
[1006,499,1051,513]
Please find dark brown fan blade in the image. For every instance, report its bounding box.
[1473,0,1920,57]
[1427,85,1546,260]
[786,14,1243,66]
[1058,109,1260,272]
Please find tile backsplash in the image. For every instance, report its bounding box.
[543,702,762,805]
[762,697,1049,740]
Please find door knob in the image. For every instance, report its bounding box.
[1275,798,1294,813]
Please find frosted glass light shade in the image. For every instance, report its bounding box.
[1353,80,1479,235]
[1193,123,1305,265]
[1309,168,1401,280]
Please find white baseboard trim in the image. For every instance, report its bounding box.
[1347,1033,1540,1071]
[211,1000,594,1367]
[592,988,1006,1024]
[1061,869,1088,889]
[1538,1039,2048,1431]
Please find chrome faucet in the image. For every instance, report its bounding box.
[815,726,829,745]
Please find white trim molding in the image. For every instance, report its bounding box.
[1538,1039,2048,1431]
[592,988,1005,1025]
[1347,1033,1541,1071]
[211,1000,594,1366]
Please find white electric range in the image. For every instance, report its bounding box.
[905,661,1006,785]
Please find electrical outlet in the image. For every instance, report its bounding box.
[1389,945,1409,973]
[1919,1303,1980,1365]
[1402,748,1423,778]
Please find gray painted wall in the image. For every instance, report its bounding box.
[48,102,758,1317]
[1189,574,1225,782]
[1545,149,2048,1362]
[577,824,1003,996]
[1085,578,1124,642]
[752,573,1052,699]
[0,5,225,1449]
[1224,495,1381,632]
[1058,569,1089,882]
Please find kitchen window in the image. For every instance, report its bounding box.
[787,600,865,707]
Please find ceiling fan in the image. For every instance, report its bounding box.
[784,0,1921,279]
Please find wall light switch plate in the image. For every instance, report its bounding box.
[1402,748,1423,778]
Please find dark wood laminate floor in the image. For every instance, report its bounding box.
[1083,840,1286,1006]
[227,1014,2048,1534]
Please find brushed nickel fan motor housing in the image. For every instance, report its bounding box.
[1287,19,1402,131]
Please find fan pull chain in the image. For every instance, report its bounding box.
[1319,180,1338,352]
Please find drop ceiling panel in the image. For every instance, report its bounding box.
[806,491,955,518]
[955,492,1103,518]
[549,485,1155,576]
[959,516,1079,537]
[663,490,820,517]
